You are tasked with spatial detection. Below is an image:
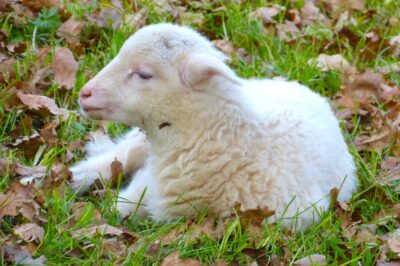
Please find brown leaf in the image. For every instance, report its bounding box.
[294,254,326,266]
[160,251,202,266]
[52,47,78,89]
[276,21,301,42]
[14,223,45,243]
[339,71,383,107]
[103,238,126,257]
[40,120,59,147]
[213,39,234,59]
[57,17,84,46]
[300,0,330,26]
[86,7,122,30]
[17,92,71,119]
[5,245,46,265]
[71,224,124,238]
[235,204,275,227]
[354,109,396,152]
[323,0,365,18]
[242,248,268,266]
[22,0,63,12]
[27,67,53,93]
[0,158,17,176]
[252,5,285,24]
[333,11,358,32]
[125,7,148,29]
[381,157,400,170]
[15,163,47,178]
[0,57,16,83]
[390,34,400,56]
[110,159,126,187]
[10,133,44,159]
[377,163,400,190]
[376,261,400,266]
[308,54,357,75]
[0,182,41,222]
[69,201,103,227]
[388,238,400,254]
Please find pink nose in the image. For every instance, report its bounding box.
[80,87,92,99]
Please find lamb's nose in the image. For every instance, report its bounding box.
[80,87,92,99]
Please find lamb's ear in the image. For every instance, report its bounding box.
[179,53,241,90]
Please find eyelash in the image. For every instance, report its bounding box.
[138,71,153,80]
[128,71,153,80]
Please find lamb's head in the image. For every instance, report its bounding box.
[79,23,240,127]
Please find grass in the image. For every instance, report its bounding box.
[1,0,400,265]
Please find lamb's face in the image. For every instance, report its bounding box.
[78,23,240,127]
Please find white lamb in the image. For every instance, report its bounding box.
[71,23,357,230]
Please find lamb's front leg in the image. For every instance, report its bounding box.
[70,128,149,192]
[116,163,156,219]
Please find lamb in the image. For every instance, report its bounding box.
[71,23,357,230]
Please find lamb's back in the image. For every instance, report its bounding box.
[240,78,357,223]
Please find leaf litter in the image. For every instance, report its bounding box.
[0,0,400,265]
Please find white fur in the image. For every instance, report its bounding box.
[71,23,357,230]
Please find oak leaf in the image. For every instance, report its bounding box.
[14,223,45,243]
[52,47,78,89]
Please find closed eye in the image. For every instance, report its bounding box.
[137,71,153,80]
[127,71,153,80]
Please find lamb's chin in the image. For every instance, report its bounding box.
[80,108,108,120]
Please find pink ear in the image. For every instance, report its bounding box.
[179,53,241,90]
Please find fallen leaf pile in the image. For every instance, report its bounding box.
[0,0,400,265]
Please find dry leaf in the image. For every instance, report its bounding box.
[40,120,59,147]
[160,251,202,266]
[69,201,103,227]
[27,67,53,93]
[17,92,71,119]
[308,54,356,75]
[390,34,400,56]
[242,248,268,266]
[14,223,45,243]
[235,204,275,227]
[15,163,46,178]
[213,39,234,59]
[10,132,43,159]
[103,238,126,257]
[22,0,63,12]
[294,254,326,266]
[71,224,124,238]
[0,182,41,222]
[252,5,285,24]
[86,7,122,30]
[52,47,78,89]
[110,159,126,187]
[300,0,330,26]
[323,0,365,18]
[388,238,400,254]
[5,245,46,265]
[354,109,396,152]
[57,17,85,46]
[277,21,301,42]
[125,7,148,29]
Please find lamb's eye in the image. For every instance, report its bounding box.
[137,71,153,80]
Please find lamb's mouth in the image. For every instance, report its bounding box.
[83,107,104,112]
[81,106,109,119]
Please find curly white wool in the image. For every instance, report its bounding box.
[70,23,357,230]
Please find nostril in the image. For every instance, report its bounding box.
[80,88,92,99]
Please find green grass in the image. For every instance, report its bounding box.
[1,0,400,265]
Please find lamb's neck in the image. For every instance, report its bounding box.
[145,90,262,156]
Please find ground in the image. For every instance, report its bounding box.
[1,0,400,265]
